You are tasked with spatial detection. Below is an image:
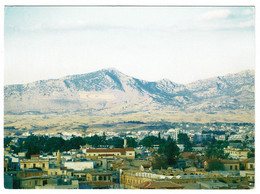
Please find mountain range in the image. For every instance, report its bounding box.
[4,68,255,121]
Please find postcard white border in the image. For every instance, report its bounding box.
[0,1,258,194]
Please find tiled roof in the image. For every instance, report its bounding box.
[221,159,240,164]
[87,181,117,186]
[181,152,196,158]
[243,157,255,163]
[87,172,112,176]
[99,154,115,156]
[142,164,151,168]
[86,148,134,153]
[135,181,183,189]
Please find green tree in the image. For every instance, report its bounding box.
[206,140,229,159]
[139,135,165,148]
[206,159,224,171]
[126,137,138,148]
[66,136,85,150]
[85,134,103,148]
[24,135,48,158]
[177,133,193,152]
[45,137,65,152]
[248,147,255,158]
[101,132,107,145]
[152,154,168,169]
[107,137,124,148]
[158,136,179,165]
[4,137,13,148]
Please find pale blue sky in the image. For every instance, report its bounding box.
[4,6,255,85]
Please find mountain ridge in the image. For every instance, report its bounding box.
[4,68,255,120]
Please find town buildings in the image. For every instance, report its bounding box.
[86,148,135,160]
[3,122,255,189]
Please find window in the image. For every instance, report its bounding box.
[24,164,27,168]
[230,166,233,170]
[235,165,238,170]
[250,164,253,169]
[35,180,38,185]
[43,163,45,168]
[99,176,102,181]
[33,164,36,168]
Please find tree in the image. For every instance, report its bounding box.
[126,137,138,148]
[85,135,103,148]
[139,135,165,148]
[101,132,107,145]
[206,159,224,171]
[152,154,168,169]
[4,137,13,148]
[206,140,229,159]
[248,147,255,158]
[24,135,47,158]
[107,137,124,148]
[158,137,179,165]
[67,136,85,150]
[25,142,40,158]
[177,133,193,152]
[45,137,65,152]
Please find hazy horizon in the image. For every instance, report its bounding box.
[5,6,255,85]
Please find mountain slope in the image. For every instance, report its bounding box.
[4,68,254,118]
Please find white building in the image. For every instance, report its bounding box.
[64,160,95,171]
[177,144,185,152]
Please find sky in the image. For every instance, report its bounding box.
[4,6,255,85]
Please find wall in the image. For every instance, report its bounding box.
[64,161,94,171]
[223,163,240,171]
[20,159,49,170]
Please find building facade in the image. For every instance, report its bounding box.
[86,148,135,160]
[20,155,49,171]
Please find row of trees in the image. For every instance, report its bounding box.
[5,131,193,159]
[8,136,86,158]
[84,134,138,148]
[5,134,140,158]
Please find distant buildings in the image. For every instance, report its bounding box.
[221,160,240,171]
[197,180,229,189]
[224,148,249,160]
[86,148,135,160]
[20,155,49,171]
[4,169,49,189]
[135,181,183,189]
[3,121,255,190]
[64,160,95,171]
